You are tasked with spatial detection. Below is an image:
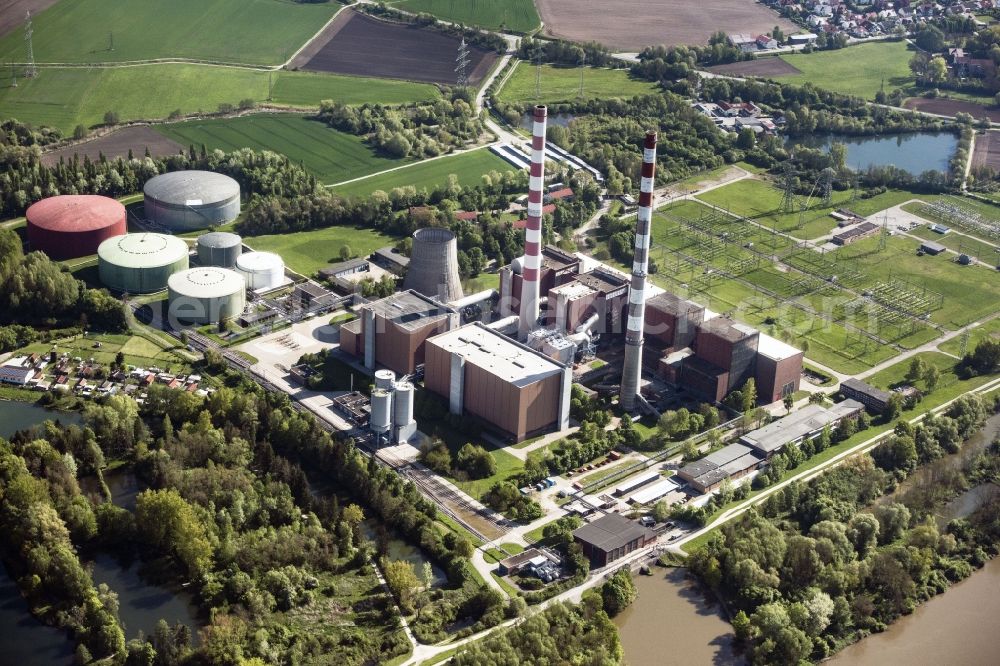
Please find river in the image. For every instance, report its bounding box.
[614,567,740,666]
[0,399,81,438]
[785,131,957,174]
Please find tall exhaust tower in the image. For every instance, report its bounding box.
[403,227,464,303]
[518,104,547,340]
[620,130,657,411]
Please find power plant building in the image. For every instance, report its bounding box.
[143,170,241,231]
[424,322,572,442]
[196,231,243,268]
[755,334,804,403]
[167,267,247,324]
[690,317,759,395]
[339,290,457,376]
[26,195,127,260]
[644,293,705,351]
[499,245,581,318]
[402,227,463,302]
[98,233,190,294]
[236,251,285,291]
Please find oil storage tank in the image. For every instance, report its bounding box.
[236,251,284,291]
[98,233,189,294]
[197,231,242,268]
[143,170,241,232]
[26,195,127,260]
[168,267,247,324]
[403,228,463,302]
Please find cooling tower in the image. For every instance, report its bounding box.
[620,130,658,412]
[403,227,463,302]
[518,104,547,341]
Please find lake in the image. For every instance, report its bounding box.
[0,399,81,438]
[0,563,75,665]
[785,132,957,174]
[614,567,741,665]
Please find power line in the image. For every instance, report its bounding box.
[455,37,470,87]
[24,11,37,79]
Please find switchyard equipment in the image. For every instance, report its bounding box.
[143,170,241,231]
[26,195,126,260]
[167,267,247,324]
[196,231,243,268]
[621,130,658,411]
[98,233,190,294]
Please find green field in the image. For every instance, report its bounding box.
[393,0,540,32]
[156,114,411,185]
[775,41,915,100]
[20,333,191,373]
[0,0,337,65]
[245,225,400,277]
[333,149,516,197]
[0,66,438,133]
[866,351,961,391]
[496,63,660,105]
[939,317,1000,356]
[908,224,1000,261]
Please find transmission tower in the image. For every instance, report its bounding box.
[878,212,889,251]
[10,61,16,88]
[578,52,585,98]
[780,161,797,213]
[108,31,114,52]
[534,45,542,100]
[819,167,835,207]
[455,37,470,87]
[24,11,37,79]
[959,328,970,357]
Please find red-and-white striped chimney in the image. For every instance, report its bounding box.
[620,130,657,411]
[518,104,547,340]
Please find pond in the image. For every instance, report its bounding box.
[785,131,957,174]
[0,399,81,439]
[613,567,741,665]
[0,563,75,665]
[362,520,448,588]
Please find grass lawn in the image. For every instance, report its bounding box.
[483,542,524,563]
[156,113,411,185]
[394,0,540,32]
[775,41,916,100]
[496,63,660,105]
[0,0,338,66]
[577,459,638,488]
[0,66,437,133]
[19,332,191,373]
[245,225,400,277]
[462,272,500,294]
[523,519,559,545]
[907,224,1000,262]
[453,445,524,500]
[939,317,1000,356]
[333,148,515,197]
[866,351,960,392]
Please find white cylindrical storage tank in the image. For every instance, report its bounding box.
[393,381,414,425]
[236,251,284,290]
[374,369,396,390]
[167,267,247,325]
[143,170,241,231]
[197,231,242,268]
[370,389,392,434]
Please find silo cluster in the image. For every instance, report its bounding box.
[167,267,247,325]
[97,232,190,294]
[237,251,285,291]
[367,369,417,444]
[143,170,241,232]
[26,195,127,260]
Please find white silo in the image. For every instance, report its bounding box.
[370,389,393,435]
[237,251,284,290]
[393,381,416,444]
[374,369,396,390]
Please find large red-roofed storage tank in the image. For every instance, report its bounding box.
[26,195,127,260]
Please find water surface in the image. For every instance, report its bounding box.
[0,399,81,438]
[785,132,957,174]
[0,563,75,665]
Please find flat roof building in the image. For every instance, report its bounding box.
[371,247,410,274]
[341,290,458,376]
[694,317,759,395]
[424,322,571,442]
[573,512,656,569]
[644,293,705,351]
[740,399,864,456]
[678,443,764,494]
[755,334,804,404]
[920,240,946,255]
[499,245,581,318]
[840,378,891,413]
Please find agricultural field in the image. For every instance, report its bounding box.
[775,41,915,100]
[156,114,411,185]
[295,9,496,86]
[706,58,802,78]
[973,129,1000,170]
[333,148,515,197]
[496,63,660,105]
[904,96,999,122]
[0,65,437,133]
[244,225,400,278]
[534,0,794,50]
[0,0,338,65]
[393,0,541,33]
[40,126,183,165]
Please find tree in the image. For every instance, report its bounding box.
[783,395,794,413]
[135,489,213,575]
[884,392,904,421]
[103,110,120,125]
[383,559,420,613]
[924,364,940,392]
[600,568,637,616]
[905,356,927,384]
[927,56,948,84]
[73,124,88,140]
[653,500,671,523]
[915,24,945,52]
[456,443,497,479]
[741,378,757,412]
[339,245,352,261]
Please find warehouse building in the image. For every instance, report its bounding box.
[143,170,241,231]
[740,399,864,458]
[839,378,891,413]
[26,195,127,260]
[424,322,572,442]
[573,513,656,569]
[339,290,457,375]
[755,334,804,403]
[98,233,190,294]
[678,443,764,494]
[167,267,247,324]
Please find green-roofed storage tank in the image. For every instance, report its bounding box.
[98,233,190,294]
